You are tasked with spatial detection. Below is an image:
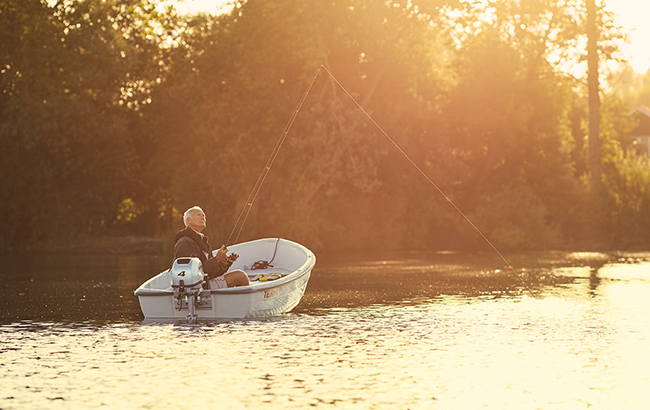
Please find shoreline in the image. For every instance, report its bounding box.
[4,235,170,256]
[4,234,650,261]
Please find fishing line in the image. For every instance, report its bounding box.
[318,65,528,290]
[226,66,324,246]
[321,65,530,291]
[228,64,529,291]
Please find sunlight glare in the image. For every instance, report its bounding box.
[606,0,650,73]
[160,0,234,15]
[160,1,650,74]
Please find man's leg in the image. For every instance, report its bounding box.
[224,270,250,287]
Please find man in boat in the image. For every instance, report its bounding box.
[174,206,250,289]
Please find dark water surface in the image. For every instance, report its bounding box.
[1,250,650,409]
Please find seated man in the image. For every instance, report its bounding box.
[174,206,249,289]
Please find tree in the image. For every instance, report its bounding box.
[3,0,638,252]
[138,0,457,250]
[425,0,586,249]
[0,0,173,249]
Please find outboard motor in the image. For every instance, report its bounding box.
[171,257,207,321]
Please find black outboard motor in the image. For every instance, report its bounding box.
[171,257,206,321]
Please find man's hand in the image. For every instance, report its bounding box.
[215,245,229,264]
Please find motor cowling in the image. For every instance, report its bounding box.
[171,257,205,290]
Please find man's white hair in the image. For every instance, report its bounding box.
[183,206,204,227]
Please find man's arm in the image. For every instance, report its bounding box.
[203,258,232,280]
[174,237,231,279]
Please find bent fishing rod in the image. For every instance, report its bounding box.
[226,64,530,291]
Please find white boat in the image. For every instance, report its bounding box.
[134,238,315,320]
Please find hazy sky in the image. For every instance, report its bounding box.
[169,0,650,74]
[607,0,650,73]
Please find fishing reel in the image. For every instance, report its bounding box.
[227,252,239,263]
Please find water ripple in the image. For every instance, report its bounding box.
[2,256,650,409]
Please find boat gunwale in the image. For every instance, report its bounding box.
[134,238,315,297]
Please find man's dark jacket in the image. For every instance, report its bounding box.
[173,227,231,279]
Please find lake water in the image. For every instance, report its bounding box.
[1,250,650,409]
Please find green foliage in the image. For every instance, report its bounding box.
[602,146,650,248]
[611,66,650,109]
[469,186,561,250]
[3,0,650,252]
[0,0,174,248]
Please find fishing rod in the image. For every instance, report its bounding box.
[227,64,529,291]
[226,66,323,246]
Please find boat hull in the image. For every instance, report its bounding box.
[134,238,315,319]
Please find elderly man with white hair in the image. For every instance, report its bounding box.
[174,206,249,289]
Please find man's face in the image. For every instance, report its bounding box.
[188,209,207,232]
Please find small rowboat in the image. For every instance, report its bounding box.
[134,238,315,320]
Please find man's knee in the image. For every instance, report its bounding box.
[225,270,249,287]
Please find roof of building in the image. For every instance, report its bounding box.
[630,106,650,136]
